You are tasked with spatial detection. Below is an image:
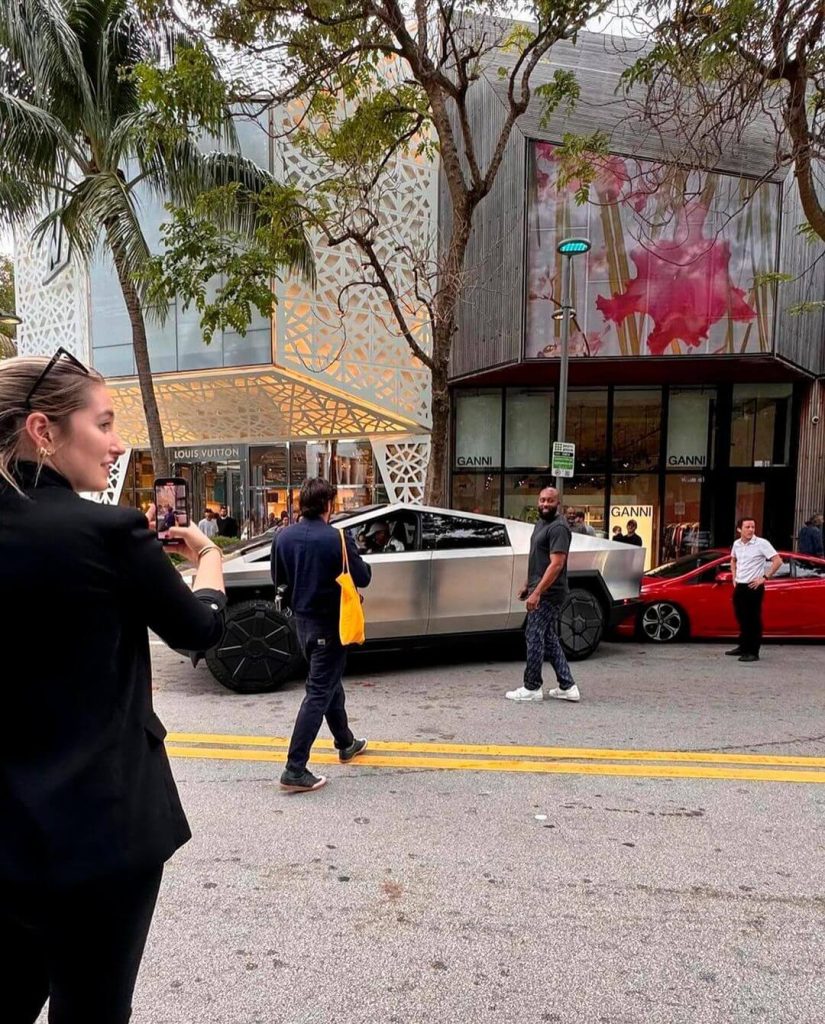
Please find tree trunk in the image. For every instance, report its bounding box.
[424,345,450,506]
[107,232,170,478]
[423,204,472,507]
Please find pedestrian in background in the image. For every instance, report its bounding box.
[506,486,580,704]
[571,510,595,536]
[216,504,239,538]
[272,477,371,792]
[727,517,783,663]
[198,507,219,538]
[0,353,225,1024]
[798,514,824,558]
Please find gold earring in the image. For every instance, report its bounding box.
[38,446,55,459]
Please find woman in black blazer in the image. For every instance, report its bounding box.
[0,352,226,1024]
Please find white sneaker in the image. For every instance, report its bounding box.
[505,686,544,701]
[547,685,581,702]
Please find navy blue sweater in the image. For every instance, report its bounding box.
[271,517,371,623]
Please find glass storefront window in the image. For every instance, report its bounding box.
[334,441,375,510]
[454,390,502,470]
[451,472,501,517]
[505,389,553,468]
[612,388,662,471]
[662,474,708,561]
[609,473,659,569]
[667,388,713,470]
[730,383,792,467]
[566,390,608,473]
[562,476,607,537]
[249,445,290,533]
[503,473,554,522]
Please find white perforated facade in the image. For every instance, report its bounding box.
[13,104,435,507]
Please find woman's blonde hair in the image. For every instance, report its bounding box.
[0,354,104,493]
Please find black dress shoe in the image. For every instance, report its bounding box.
[738,653,759,663]
[725,647,743,656]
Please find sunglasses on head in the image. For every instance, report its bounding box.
[24,347,90,410]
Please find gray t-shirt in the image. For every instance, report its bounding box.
[528,515,571,606]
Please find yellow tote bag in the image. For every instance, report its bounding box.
[336,530,366,645]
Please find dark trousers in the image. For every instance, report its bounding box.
[524,600,576,690]
[733,582,765,655]
[286,618,355,772]
[0,865,163,1024]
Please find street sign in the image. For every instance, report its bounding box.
[551,441,575,478]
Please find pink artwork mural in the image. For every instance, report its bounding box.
[525,144,779,359]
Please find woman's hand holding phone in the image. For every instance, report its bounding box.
[166,524,218,564]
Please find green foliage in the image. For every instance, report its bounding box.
[753,271,793,287]
[535,70,580,128]
[788,301,825,316]
[141,183,313,342]
[555,131,610,204]
[127,41,235,149]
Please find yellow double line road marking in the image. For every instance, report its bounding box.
[166,733,825,784]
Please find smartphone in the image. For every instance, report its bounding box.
[153,477,190,545]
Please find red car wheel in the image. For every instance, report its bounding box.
[640,602,687,643]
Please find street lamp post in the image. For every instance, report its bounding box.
[0,310,22,327]
[554,237,591,500]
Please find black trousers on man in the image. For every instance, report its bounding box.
[1,865,163,1024]
[733,582,765,656]
[286,618,355,772]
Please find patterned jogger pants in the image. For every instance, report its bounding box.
[523,599,576,691]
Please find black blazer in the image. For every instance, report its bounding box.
[0,464,225,885]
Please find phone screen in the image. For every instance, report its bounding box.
[154,478,190,544]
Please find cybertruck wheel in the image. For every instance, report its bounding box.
[205,600,303,693]
[558,588,605,661]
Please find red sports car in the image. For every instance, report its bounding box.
[614,549,825,643]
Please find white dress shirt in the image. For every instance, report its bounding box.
[732,535,778,584]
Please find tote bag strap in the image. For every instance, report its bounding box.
[340,529,350,575]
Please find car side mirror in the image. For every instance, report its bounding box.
[714,570,732,585]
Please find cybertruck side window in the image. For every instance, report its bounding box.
[347,511,420,555]
[422,513,509,551]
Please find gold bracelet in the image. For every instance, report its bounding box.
[197,544,221,560]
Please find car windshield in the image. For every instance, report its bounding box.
[646,552,723,579]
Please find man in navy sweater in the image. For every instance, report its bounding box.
[272,478,372,792]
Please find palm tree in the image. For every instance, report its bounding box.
[0,0,312,476]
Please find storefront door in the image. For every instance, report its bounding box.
[712,472,794,550]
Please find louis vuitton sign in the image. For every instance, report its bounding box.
[171,445,242,462]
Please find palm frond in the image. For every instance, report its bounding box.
[0,0,94,119]
[31,171,151,286]
[0,173,51,229]
[0,90,86,176]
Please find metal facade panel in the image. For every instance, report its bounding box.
[775,186,825,376]
[446,77,526,379]
[484,30,781,180]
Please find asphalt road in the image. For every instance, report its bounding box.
[40,638,825,1023]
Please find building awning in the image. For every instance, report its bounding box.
[108,363,427,448]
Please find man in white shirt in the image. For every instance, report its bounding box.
[197,508,219,539]
[728,517,783,663]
